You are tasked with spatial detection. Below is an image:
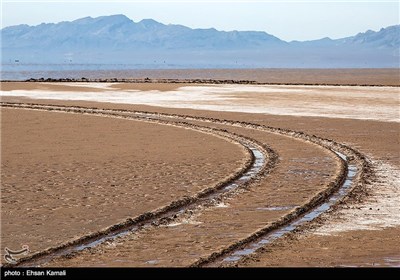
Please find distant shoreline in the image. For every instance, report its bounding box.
[1,68,399,86]
[1,78,399,87]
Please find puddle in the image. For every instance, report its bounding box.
[167,222,182,227]
[221,151,357,264]
[256,206,297,211]
[166,219,202,227]
[74,229,133,252]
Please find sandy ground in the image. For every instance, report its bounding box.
[1,81,399,267]
[45,114,340,267]
[241,227,400,267]
[1,107,247,260]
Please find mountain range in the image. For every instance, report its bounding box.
[1,14,399,68]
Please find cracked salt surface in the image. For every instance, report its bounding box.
[314,161,400,235]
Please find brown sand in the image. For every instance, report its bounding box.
[240,227,400,267]
[0,82,105,92]
[45,115,340,267]
[1,79,399,267]
[0,82,186,92]
[1,107,247,259]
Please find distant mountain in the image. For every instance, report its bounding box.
[292,25,400,50]
[336,25,400,49]
[1,14,285,50]
[1,15,399,68]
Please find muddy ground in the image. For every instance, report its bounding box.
[1,107,247,259]
[1,81,399,267]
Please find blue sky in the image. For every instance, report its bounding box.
[1,1,399,41]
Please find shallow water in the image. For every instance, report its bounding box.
[221,151,357,264]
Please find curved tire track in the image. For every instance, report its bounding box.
[0,102,372,267]
[0,102,273,267]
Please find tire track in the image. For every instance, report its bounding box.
[0,102,371,267]
[0,102,273,267]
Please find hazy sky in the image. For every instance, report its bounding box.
[1,1,399,41]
